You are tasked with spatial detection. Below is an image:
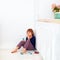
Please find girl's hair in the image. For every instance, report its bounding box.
[27,28,34,36]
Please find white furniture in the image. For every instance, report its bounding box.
[36,19,60,60]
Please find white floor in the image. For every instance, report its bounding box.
[0,49,42,60]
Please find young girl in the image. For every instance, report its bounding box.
[11,29,36,53]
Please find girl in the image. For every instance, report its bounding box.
[11,29,36,53]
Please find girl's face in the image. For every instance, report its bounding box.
[27,31,32,38]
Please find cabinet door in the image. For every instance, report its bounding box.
[36,22,60,60]
[54,25,60,60]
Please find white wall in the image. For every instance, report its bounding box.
[0,0,35,49]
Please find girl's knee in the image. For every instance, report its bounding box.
[20,41,25,43]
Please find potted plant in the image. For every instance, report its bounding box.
[52,3,60,19]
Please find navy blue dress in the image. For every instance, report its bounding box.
[26,36,36,50]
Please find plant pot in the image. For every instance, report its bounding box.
[54,12,60,19]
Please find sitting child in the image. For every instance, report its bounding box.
[11,28,36,53]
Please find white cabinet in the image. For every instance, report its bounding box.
[36,19,60,60]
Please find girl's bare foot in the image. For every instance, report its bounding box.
[11,47,19,53]
[21,48,27,54]
[11,49,17,53]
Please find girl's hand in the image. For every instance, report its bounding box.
[27,36,32,40]
[27,36,30,40]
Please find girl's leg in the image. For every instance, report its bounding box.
[17,41,26,49]
[27,41,35,50]
[21,40,35,53]
[11,41,26,53]
[23,40,35,50]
